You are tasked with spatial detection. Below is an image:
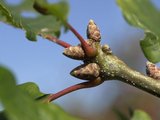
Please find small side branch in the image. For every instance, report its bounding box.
[47,78,103,102]
[44,34,71,48]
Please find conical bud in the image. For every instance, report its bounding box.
[70,63,100,80]
[146,61,160,80]
[63,46,85,60]
[87,19,101,42]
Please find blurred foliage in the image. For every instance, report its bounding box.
[34,0,69,22]
[0,66,80,120]
[0,0,69,41]
[114,109,152,120]
[117,0,160,63]
[100,88,160,120]
[18,82,49,100]
[131,110,152,120]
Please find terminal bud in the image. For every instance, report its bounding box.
[87,19,101,42]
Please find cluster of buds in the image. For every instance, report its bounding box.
[33,0,112,81]
[63,20,103,80]
[146,61,160,80]
[63,19,101,60]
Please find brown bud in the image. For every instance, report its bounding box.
[102,44,112,54]
[87,19,101,42]
[63,46,85,60]
[70,63,100,80]
[146,61,160,80]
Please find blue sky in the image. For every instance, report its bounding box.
[0,0,160,118]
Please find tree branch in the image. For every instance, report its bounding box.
[44,21,160,100]
[118,65,160,97]
[94,45,160,97]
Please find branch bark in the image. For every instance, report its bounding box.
[94,44,160,97]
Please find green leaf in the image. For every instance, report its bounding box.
[131,110,152,120]
[34,0,69,22]
[0,0,69,41]
[140,32,160,63]
[0,66,37,120]
[18,82,49,100]
[117,0,160,63]
[0,66,80,120]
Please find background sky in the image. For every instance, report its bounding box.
[0,0,160,119]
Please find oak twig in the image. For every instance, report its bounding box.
[45,20,160,102]
[47,78,103,102]
[44,34,71,48]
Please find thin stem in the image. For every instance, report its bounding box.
[66,23,86,45]
[44,34,71,48]
[47,78,103,102]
